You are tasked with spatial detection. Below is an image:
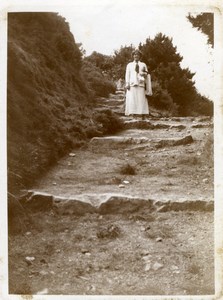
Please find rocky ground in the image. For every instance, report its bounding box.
[8,90,214,296]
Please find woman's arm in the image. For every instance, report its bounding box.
[125,63,131,90]
[142,63,148,74]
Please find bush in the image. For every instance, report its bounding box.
[190,95,213,116]
[119,163,136,175]
[93,109,124,134]
[82,60,116,97]
[149,81,179,115]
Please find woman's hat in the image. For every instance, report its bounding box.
[132,49,142,57]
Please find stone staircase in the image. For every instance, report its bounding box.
[12,90,215,296]
[20,90,214,214]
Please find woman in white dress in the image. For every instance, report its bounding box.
[125,49,152,118]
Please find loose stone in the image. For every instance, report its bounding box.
[39,270,48,276]
[69,153,76,157]
[25,256,35,262]
[145,263,151,271]
[156,237,163,242]
[152,262,164,270]
[141,250,150,256]
[202,178,208,184]
[123,180,130,184]
[119,184,125,188]
[81,249,89,254]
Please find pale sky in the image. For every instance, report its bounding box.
[60,3,214,99]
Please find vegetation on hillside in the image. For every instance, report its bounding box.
[7,12,121,193]
[81,60,116,97]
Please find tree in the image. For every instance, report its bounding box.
[187,13,214,47]
[85,51,114,73]
[81,60,116,97]
[139,34,182,71]
[140,33,200,115]
[85,46,134,81]
[112,45,135,79]
[76,42,86,57]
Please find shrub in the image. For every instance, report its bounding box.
[149,81,179,115]
[119,163,136,175]
[81,60,116,97]
[7,13,95,192]
[93,109,124,134]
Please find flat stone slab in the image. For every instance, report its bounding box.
[19,191,214,215]
[104,99,124,105]
[191,123,213,128]
[123,120,169,129]
[90,136,149,146]
[90,135,193,149]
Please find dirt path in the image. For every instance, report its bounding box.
[9,91,214,296]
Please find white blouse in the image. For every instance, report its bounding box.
[125,61,148,87]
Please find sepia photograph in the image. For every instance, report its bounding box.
[0,0,223,298]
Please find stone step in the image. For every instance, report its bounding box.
[115,89,125,94]
[111,91,125,96]
[89,135,193,149]
[94,107,125,116]
[123,120,187,130]
[191,123,213,128]
[170,116,212,122]
[19,191,214,215]
[122,115,213,122]
[97,99,124,105]
[96,103,124,110]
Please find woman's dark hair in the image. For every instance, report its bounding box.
[132,49,142,57]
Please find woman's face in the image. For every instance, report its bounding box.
[134,53,140,61]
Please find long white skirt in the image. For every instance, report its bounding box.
[125,86,149,115]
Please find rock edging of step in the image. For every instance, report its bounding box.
[89,135,194,149]
[19,191,214,215]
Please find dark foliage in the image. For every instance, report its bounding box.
[139,33,206,116]
[119,163,136,175]
[7,12,118,193]
[187,13,214,47]
[93,109,124,134]
[112,45,135,79]
[85,51,114,72]
[139,34,183,72]
[81,60,116,97]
